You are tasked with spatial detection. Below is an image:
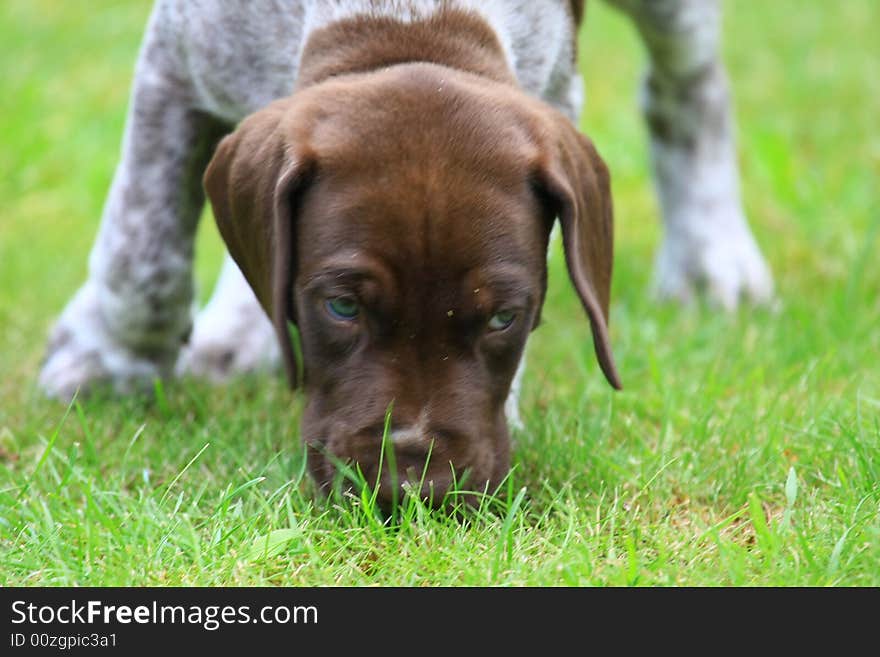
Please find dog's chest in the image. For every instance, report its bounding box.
[167,0,573,123]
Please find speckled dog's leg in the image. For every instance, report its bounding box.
[504,357,526,432]
[39,15,227,400]
[607,0,773,308]
[176,254,281,382]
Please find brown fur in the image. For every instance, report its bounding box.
[204,9,618,506]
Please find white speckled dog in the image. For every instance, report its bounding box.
[40,0,772,429]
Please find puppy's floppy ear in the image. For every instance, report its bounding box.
[533,111,622,390]
[203,99,313,389]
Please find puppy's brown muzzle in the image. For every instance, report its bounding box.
[306,418,511,509]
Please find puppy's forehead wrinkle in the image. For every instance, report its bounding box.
[303,197,537,275]
[306,251,388,280]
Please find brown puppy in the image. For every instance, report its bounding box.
[204,11,620,506]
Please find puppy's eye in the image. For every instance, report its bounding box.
[487,310,516,331]
[326,296,360,321]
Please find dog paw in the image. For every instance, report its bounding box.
[652,214,774,310]
[176,304,280,383]
[39,284,173,400]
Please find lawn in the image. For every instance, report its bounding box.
[1,0,877,586]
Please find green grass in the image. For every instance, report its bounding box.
[1,0,878,586]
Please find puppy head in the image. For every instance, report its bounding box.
[204,64,620,506]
